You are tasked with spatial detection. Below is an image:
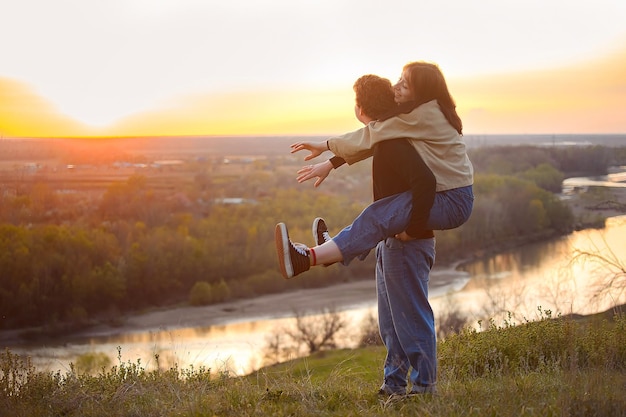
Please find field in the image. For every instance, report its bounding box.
[0,136,314,207]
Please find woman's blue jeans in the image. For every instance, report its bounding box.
[333,185,473,265]
[376,236,437,393]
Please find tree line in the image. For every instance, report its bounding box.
[0,144,624,331]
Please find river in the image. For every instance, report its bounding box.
[4,175,626,377]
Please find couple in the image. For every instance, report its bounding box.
[275,61,474,396]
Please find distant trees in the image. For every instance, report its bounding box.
[519,163,564,193]
[99,175,172,226]
[0,176,369,330]
[0,224,122,328]
[434,173,574,262]
[468,144,612,178]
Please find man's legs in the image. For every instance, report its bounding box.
[376,240,410,395]
[378,236,437,393]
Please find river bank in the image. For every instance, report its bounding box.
[0,265,468,347]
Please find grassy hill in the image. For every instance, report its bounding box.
[2,308,625,416]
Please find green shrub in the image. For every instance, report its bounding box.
[189,281,212,306]
[74,352,112,375]
[212,279,232,303]
[438,309,626,379]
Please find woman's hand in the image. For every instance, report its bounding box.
[394,231,416,242]
[290,141,328,161]
[297,160,333,187]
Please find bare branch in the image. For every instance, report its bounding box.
[569,234,626,304]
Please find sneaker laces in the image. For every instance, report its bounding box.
[292,242,309,256]
[321,230,331,243]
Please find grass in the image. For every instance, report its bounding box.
[2,311,625,417]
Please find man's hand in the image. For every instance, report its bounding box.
[297,160,333,187]
[394,231,416,242]
[290,141,328,161]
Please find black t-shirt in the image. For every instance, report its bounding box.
[371,139,436,239]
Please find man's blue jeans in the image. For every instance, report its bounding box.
[376,236,437,394]
[333,185,473,265]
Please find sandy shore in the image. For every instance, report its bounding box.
[0,266,467,346]
[71,265,468,341]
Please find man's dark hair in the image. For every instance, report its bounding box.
[353,75,396,120]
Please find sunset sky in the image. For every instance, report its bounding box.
[1,0,625,138]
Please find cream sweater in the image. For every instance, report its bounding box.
[328,100,474,192]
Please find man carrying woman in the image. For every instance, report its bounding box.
[276,62,474,395]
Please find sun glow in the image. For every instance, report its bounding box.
[454,49,626,134]
[107,88,358,137]
[51,93,167,129]
[1,44,625,138]
[0,78,89,137]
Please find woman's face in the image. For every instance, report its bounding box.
[394,70,415,104]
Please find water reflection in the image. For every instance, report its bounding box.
[562,167,626,190]
[11,308,378,377]
[454,216,626,322]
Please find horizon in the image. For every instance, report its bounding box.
[3,133,625,159]
[3,132,626,140]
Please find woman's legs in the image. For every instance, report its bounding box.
[275,186,473,277]
[321,185,473,266]
[425,185,474,231]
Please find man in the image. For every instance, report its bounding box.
[276,74,438,395]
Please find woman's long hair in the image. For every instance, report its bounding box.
[381,61,463,135]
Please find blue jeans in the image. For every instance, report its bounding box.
[333,185,473,265]
[377,236,437,394]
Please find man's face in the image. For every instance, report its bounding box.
[354,103,371,125]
